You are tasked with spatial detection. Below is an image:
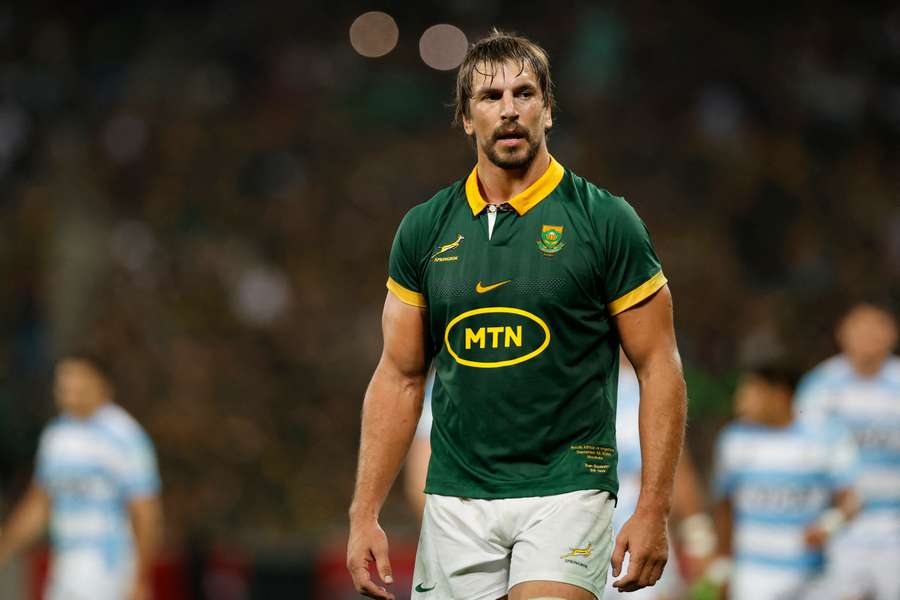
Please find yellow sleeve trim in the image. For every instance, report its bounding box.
[608,271,668,316]
[386,277,426,308]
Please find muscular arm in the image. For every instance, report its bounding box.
[348,292,429,599]
[611,285,687,591]
[129,495,163,597]
[0,484,50,565]
[619,285,686,517]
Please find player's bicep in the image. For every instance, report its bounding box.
[380,291,429,380]
[614,284,680,374]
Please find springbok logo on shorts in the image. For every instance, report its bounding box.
[560,542,592,559]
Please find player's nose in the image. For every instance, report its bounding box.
[500,90,518,120]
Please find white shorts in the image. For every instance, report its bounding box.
[45,549,133,600]
[412,489,615,600]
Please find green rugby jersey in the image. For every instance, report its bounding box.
[387,156,667,499]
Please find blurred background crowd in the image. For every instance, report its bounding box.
[0,0,897,597]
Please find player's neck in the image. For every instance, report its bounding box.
[67,398,110,420]
[847,355,885,378]
[766,406,794,428]
[475,146,551,205]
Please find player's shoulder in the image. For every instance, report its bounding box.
[715,421,757,449]
[882,355,900,382]
[93,404,151,447]
[799,354,852,389]
[561,169,630,211]
[39,414,73,443]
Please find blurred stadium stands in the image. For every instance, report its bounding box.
[0,1,898,597]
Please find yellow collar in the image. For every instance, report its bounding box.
[465,156,565,216]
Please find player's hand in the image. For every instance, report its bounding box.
[347,517,395,600]
[803,523,829,548]
[611,509,669,592]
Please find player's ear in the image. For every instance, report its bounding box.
[462,113,474,136]
[544,104,553,130]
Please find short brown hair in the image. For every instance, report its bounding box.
[454,30,555,127]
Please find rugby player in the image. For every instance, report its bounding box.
[347,31,687,600]
[710,361,859,600]
[795,302,900,600]
[0,354,162,600]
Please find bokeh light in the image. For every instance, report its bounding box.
[349,11,399,58]
[419,24,468,70]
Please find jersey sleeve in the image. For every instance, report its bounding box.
[386,209,427,308]
[598,195,667,315]
[120,430,161,499]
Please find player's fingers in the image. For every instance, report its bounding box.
[613,553,645,591]
[637,558,662,588]
[610,532,628,577]
[352,566,395,600]
[372,538,394,585]
[653,560,666,586]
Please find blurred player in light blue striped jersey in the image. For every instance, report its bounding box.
[795,302,900,600]
[0,353,162,600]
[710,361,860,600]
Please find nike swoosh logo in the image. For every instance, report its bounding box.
[475,280,511,294]
[415,583,437,592]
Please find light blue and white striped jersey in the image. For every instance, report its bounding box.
[713,419,856,574]
[36,403,160,569]
[796,355,900,547]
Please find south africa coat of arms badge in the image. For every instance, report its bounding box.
[537,224,565,255]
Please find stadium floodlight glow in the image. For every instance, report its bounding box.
[349,11,399,58]
[419,24,468,71]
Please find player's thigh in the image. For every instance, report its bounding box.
[412,494,510,600]
[508,490,615,600]
[508,579,596,600]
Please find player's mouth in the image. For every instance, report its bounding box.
[494,128,528,147]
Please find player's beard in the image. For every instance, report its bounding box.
[481,126,542,170]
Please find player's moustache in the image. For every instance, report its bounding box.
[492,126,530,143]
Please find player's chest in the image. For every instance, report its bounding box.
[44,430,122,498]
[422,205,601,312]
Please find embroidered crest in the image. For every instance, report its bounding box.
[537,225,565,255]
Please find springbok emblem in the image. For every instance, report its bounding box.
[432,234,465,259]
